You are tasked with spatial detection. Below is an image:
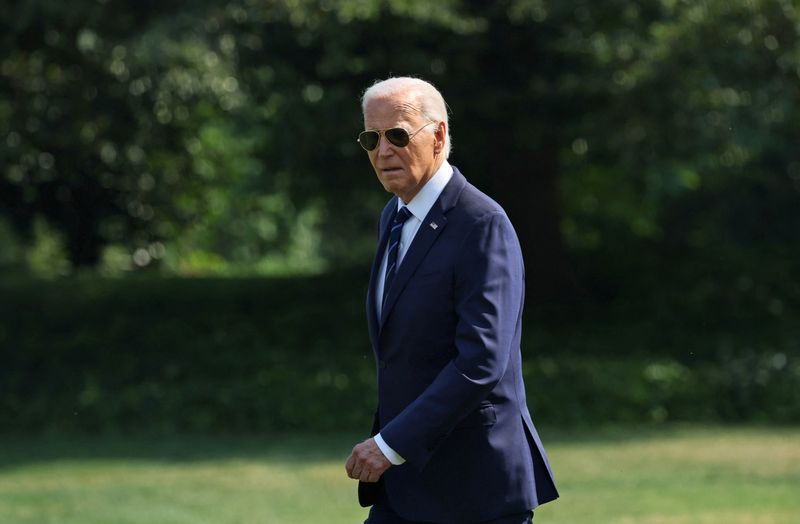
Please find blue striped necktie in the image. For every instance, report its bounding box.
[383,206,412,304]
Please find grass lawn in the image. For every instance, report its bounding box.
[0,426,798,523]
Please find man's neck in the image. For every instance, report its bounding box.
[398,158,446,204]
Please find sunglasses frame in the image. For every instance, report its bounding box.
[357,122,437,151]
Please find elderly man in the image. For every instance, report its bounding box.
[345,77,558,524]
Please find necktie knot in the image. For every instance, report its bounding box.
[394,206,412,226]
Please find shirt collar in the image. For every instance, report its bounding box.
[397,161,453,221]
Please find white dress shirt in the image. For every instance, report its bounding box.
[374,160,453,465]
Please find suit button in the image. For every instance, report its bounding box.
[378,360,387,369]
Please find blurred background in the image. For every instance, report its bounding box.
[1,0,800,506]
[2,1,800,522]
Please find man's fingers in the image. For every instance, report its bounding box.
[361,464,387,483]
[351,464,363,479]
[346,438,392,481]
[359,457,389,482]
[348,464,362,479]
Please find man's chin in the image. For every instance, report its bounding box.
[380,181,404,196]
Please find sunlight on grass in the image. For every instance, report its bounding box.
[535,427,800,524]
[0,427,798,524]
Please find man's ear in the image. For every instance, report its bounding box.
[435,122,446,154]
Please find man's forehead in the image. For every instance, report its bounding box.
[394,99,423,115]
[365,94,423,120]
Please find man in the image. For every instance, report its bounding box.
[346,77,558,524]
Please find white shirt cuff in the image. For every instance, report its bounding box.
[374,433,406,465]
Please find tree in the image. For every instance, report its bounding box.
[2,0,797,304]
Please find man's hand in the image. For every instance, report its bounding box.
[345,437,392,483]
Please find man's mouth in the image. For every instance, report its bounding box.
[381,167,403,174]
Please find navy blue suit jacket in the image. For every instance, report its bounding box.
[360,167,558,523]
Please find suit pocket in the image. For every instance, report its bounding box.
[453,402,496,430]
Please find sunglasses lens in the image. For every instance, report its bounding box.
[385,128,410,147]
[358,131,380,151]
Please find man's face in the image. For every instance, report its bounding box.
[363,94,444,204]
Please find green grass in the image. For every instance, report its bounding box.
[0,426,798,523]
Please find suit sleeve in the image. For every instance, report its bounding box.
[379,211,525,471]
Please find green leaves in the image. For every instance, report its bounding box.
[2,0,798,285]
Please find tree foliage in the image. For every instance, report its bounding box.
[1,0,798,298]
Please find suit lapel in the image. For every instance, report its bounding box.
[379,169,467,328]
[367,199,398,349]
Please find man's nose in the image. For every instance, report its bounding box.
[377,135,394,156]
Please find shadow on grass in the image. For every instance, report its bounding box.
[0,432,366,470]
[0,423,757,471]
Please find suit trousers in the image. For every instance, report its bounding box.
[365,501,533,524]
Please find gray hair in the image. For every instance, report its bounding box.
[361,76,452,158]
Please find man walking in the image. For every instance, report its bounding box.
[346,76,558,523]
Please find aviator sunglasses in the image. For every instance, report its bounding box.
[357,122,437,151]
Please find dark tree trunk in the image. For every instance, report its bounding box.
[489,139,583,304]
[442,1,583,304]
